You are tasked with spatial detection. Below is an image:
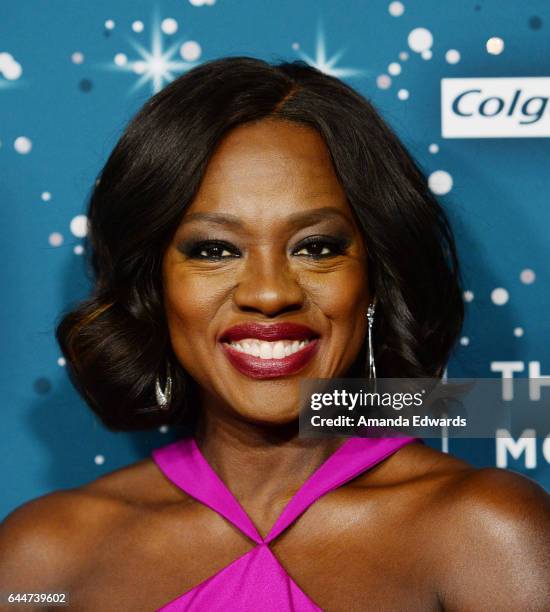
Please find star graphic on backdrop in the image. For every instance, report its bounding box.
[108,18,197,94]
[293,23,364,78]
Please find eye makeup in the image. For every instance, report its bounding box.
[175,223,355,262]
[177,237,242,260]
[292,234,351,259]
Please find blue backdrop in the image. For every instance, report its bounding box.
[2,0,550,518]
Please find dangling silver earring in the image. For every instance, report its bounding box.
[367,302,376,380]
[155,361,172,410]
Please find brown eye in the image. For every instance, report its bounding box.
[294,243,332,257]
[198,245,233,259]
[293,236,349,259]
[180,240,241,260]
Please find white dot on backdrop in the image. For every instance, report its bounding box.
[460,336,470,346]
[49,232,63,247]
[161,18,178,35]
[291,42,300,50]
[159,425,169,433]
[421,49,433,60]
[388,1,405,17]
[114,53,128,66]
[397,88,409,100]
[180,41,202,61]
[376,74,392,89]
[388,62,401,75]
[408,27,433,53]
[133,61,147,74]
[429,143,439,154]
[74,245,84,255]
[463,290,474,302]
[399,51,409,61]
[132,20,144,33]
[94,454,105,465]
[513,327,524,337]
[57,357,66,366]
[105,19,115,30]
[2,60,23,80]
[428,170,453,195]
[70,215,88,238]
[520,268,535,284]
[486,36,504,55]
[71,52,84,64]
[41,191,52,201]
[491,287,509,305]
[0,52,14,68]
[445,49,461,64]
[14,136,32,154]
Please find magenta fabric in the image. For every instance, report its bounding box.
[151,435,419,611]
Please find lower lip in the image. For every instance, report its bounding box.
[220,339,320,379]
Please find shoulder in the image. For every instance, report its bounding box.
[0,488,122,592]
[362,442,550,609]
[0,457,175,591]
[396,443,550,547]
[431,459,550,610]
[436,462,550,553]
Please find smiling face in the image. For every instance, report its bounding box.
[162,118,370,426]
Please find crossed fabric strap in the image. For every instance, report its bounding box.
[152,435,418,611]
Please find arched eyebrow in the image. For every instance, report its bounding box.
[180,212,243,228]
[180,206,353,230]
[285,206,353,228]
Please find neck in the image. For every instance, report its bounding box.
[193,402,346,536]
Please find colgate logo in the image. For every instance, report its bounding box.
[441,77,550,138]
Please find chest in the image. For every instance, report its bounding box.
[69,494,441,611]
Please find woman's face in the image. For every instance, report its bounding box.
[162,119,370,425]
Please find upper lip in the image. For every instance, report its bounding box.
[219,322,319,343]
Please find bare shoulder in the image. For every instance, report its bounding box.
[392,442,550,547]
[434,457,550,552]
[403,445,550,611]
[0,457,176,593]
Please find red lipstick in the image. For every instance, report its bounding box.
[219,322,320,379]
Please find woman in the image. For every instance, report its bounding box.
[1,57,548,611]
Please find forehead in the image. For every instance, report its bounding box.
[185,119,349,220]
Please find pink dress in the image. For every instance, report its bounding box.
[152,435,419,611]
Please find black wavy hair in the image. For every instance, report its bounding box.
[55,56,464,431]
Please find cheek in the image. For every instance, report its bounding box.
[162,272,225,385]
[302,262,369,362]
[305,262,369,323]
[162,259,227,352]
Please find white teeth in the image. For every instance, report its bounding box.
[272,341,285,359]
[259,341,272,359]
[227,338,312,359]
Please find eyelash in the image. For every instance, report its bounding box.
[293,236,349,259]
[182,236,349,261]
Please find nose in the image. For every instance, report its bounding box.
[232,250,305,317]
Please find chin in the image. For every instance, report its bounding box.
[233,401,300,427]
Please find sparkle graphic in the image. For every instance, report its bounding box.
[294,23,363,78]
[109,17,198,94]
